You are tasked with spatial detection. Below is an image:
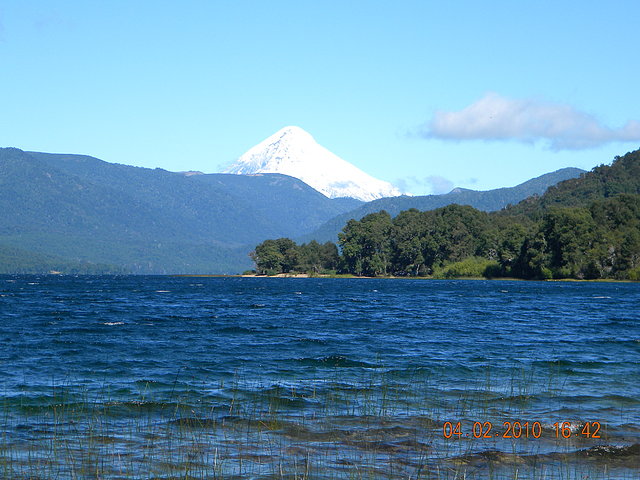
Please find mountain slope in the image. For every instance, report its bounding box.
[224,126,401,201]
[28,151,362,237]
[0,146,593,274]
[190,173,361,234]
[301,167,585,243]
[503,149,640,217]
[1,148,362,273]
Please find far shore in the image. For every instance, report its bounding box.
[171,273,637,282]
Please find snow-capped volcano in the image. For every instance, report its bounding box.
[224,126,401,202]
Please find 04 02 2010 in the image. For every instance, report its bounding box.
[442,421,602,439]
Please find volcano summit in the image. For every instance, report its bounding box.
[224,126,401,202]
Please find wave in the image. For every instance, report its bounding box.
[296,355,378,368]
[294,337,329,345]
[217,326,259,334]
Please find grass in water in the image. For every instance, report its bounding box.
[0,366,638,479]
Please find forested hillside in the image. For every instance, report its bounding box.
[300,167,584,243]
[0,148,360,273]
[503,151,640,216]
[252,149,640,280]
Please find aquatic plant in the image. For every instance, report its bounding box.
[1,366,637,479]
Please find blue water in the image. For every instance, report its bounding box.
[0,275,638,479]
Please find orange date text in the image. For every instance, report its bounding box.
[442,421,602,439]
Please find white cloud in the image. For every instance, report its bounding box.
[394,175,455,195]
[393,177,411,194]
[424,175,454,194]
[423,92,640,150]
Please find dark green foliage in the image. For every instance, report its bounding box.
[511,194,640,280]
[251,239,339,275]
[339,205,492,276]
[541,208,598,278]
[389,209,428,276]
[491,222,529,276]
[512,231,553,280]
[301,167,584,243]
[256,148,640,280]
[505,149,640,216]
[334,192,640,279]
[339,211,393,276]
[251,239,290,275]
[298,240,340,274]
[497,150,640,279]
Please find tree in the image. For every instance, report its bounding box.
[298,240,339,274]
[251,239,284,275]
[275,238,299,273]
[493,223,527,276]
[542,207,597,278]
[389,209,427,275]
[318,241,340,272]
[513,230,552,279]
[339,211,393,276]
[251,237,299,274]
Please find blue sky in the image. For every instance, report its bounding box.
[1,1,639,195]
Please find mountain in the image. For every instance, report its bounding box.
[503,149,640,216]
[188,173,361,233]
[295,150,640,280]
[0,145,590,274]
[224,126,401,202]
[0,148,361,274]
[300,167,585,243]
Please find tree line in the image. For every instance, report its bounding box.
[250,239,339,275]
[250,150,640,280]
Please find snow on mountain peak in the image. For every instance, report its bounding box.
[224,126,401,202]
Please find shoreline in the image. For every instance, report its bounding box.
[171,273,637,282]
[5,273,635,282]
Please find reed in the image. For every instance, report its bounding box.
[0,365,636,479]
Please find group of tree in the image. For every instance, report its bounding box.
[250,238,339,275]
[251,149,640,280]
[336,194,640,280]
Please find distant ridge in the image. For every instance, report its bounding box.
[0,146,587,274]
[300,167,585,243]
[0,148,361,274]
[225,126,401,201]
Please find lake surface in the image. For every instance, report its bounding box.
[0,275,638,479]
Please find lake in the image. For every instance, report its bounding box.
[1,275,638,479]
